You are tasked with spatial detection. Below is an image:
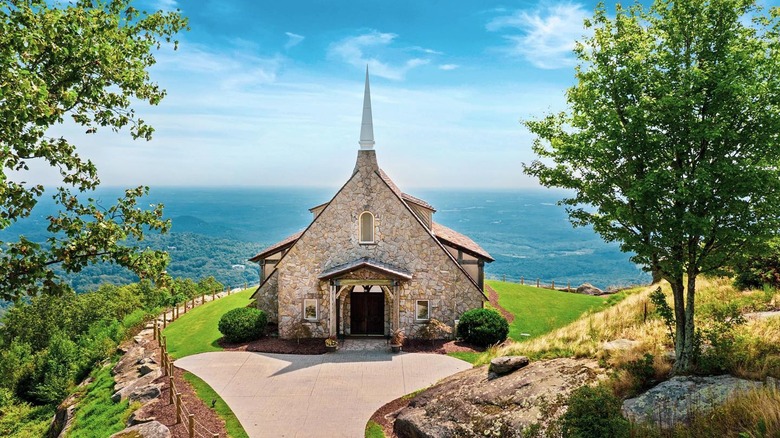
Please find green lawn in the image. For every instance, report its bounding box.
[486,280,607,341]
[162,288,254,359]
[183,372,248,438]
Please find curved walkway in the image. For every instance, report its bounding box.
[175,348,471,438]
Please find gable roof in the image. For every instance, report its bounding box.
[318,257,413,281]
[432,222,494,262]
[372,168,486,296]
[248,231,303,263]
[250,165,489,300]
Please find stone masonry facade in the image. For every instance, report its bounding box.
[258,150,485,339]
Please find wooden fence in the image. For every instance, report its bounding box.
[151,282,255,437]
[154,322,218,438]
[486,273,576,292]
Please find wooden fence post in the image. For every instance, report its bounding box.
[163,309,168,328]
[520,276,524,285]
[169,376,174,404]
[552,280,555,289]
[537,278,540,288]
[176,393,182,424]
[189,413,195,438]
[212,291,215,301]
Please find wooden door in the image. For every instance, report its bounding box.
[350,291,384,335]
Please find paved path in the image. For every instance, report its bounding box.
[175,347,471,438]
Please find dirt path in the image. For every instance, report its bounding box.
[485,284,515,323]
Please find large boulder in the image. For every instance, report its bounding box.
[110,421,170,438]
[622,375,763,428]
[394,358,603,438]
[128,385,162,405]
[576,283,603,295]
[111,369,162,403]
[488,356,529,378]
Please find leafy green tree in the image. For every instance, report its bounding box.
[0,0,188,300]
[524,0,780,372]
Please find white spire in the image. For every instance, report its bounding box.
[359,66,375,150]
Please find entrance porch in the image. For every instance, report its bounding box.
[318,257,412,338]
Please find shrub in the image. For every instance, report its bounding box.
[456,308,509,347]
[733,238,780,290]
[416,318,452,344]
[218,307,267,343]
[560,385,629,438]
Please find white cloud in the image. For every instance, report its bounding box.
[439,64,459,71]
[153,0,178,12]
[487,2,589,69]
[328,31,430,80]
[154,40,282,90]
[284,32,305,50]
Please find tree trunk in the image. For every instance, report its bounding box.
[670,276,692,373]
[651,254,663,284]
[682,273,698,371]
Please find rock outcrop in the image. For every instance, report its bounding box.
[394,358,603,438]
[576,283,604,295]
[622,375,764,428]
[109,420,171,438]
[108,325,171,437]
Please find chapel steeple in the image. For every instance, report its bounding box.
[359,66,375,150]
[354,67,378,175]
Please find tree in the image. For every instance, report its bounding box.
[0,0,188,300]
[524,0,780,373]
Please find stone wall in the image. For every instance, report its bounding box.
[254,269,279,323]
[275,149,485,339]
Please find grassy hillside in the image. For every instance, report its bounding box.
[486,277,780,379]
[487,280,608,341]
[162,287,254,359]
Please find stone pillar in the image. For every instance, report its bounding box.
[393,284,400,331]
[329,284,336,336]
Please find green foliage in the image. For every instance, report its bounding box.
[162,288,254,359]
[0,0,188,300]
[457,308,509,347]
[734,238,780,290]
[183,372,249,438]
[0,399,53,438]
[696,301,747,374]
[523,0,780,372]
[650,287,675,344]
[488,280,608,340]
[559,385,629,438]
[218,307,267,343]
[68,363,133,438]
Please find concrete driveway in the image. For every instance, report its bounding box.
[175,348,471,438]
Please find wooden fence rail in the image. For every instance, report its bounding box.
[151,283,255,437]
[489,274,575,292]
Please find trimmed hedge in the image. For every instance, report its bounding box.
[456,308,509,347]
[218,307,267,343]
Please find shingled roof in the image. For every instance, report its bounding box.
[248,231,303,263]
[432,222,494,262]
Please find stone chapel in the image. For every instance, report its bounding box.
[250,70,493,339]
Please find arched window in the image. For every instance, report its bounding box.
[359,211,374,243]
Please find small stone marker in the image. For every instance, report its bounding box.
[488,355,529,379]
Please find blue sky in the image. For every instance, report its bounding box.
[39,1,679,188]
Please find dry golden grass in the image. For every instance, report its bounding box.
[631,386,780,438]
[480,276,780,380]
